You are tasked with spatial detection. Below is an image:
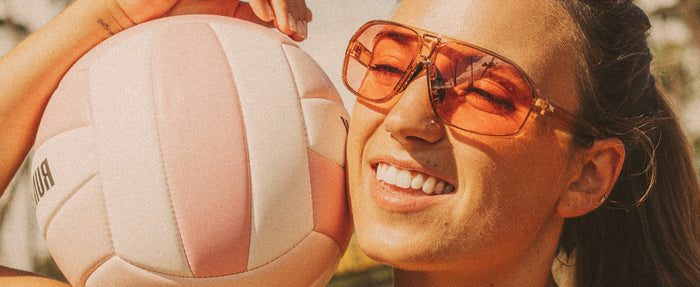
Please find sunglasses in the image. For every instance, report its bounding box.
[343,20,604,139]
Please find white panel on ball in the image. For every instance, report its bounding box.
[45,176,112,286]
[210,23,315,270]
[299,98,350,167]
[282,45,349,167]
[34,127,99,234]
[88,30,191,276]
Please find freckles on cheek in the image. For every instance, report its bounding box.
[454,135,559,208]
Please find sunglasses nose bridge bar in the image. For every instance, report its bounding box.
[394,33,442,94]
[420,33,442,58]
[395,58,429,95]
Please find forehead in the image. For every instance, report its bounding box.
[391,0,578,86]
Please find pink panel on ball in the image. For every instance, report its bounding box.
[151,23,251,277]
[308,151,352,251]
[35,67,93,148]
[86,232,339,287]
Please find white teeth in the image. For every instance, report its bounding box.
[410,173,425,189]
[384,165,398,185]
[396,170,412,189]
[376,164,385,179]
[422,176,436,194]
[375,163,455,195]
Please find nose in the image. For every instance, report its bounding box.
[383,75,446,144]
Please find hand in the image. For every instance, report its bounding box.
[115,0,312,41]
[247,0,312,41]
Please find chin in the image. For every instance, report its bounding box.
[351,208,457,271]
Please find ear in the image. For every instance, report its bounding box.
[556,137,625,218]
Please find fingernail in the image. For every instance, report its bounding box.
[296,20,307,39]
[287,13,297,33]
[263,3,274,21]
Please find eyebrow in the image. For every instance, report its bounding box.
[442,52,530,98]
[438,44,485,63]
[374,29,418,46]
[484,67,529,98]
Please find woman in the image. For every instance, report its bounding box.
[1,0,698,286]
[0,0,309,285]
[344,0,700,286]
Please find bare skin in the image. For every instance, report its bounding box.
[346,1,624,286]
[0,1,626,285]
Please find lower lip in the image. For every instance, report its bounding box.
[369,169,447,213]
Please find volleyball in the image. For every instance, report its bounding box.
[30,15,351,286]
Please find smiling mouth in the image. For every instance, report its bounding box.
[375,162,456,195]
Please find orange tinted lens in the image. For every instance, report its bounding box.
[430,43,534,135]
[344,23,421,101]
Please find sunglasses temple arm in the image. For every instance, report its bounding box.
[534,98,606,140]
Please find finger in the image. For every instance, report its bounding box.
[305,7,313,22]
[247,0,275,22]
[268,0,295,37]
[272,19,304,42]
[234,2,275,28]
[269,0,309,41]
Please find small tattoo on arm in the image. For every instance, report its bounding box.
[97,18,116,35]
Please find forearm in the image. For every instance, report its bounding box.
[0,0,133,193]
[0,265,70,287]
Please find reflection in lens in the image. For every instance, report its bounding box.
[431,43,534,135]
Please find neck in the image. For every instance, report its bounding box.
[393,269,559,287]
[393,215,564,287]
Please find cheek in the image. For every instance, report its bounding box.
[488,136,567,186]
[347,102,386,147]
[465,139,568,203]
[346,104,398,262]
[449,129,573,247]
[347,103,382,175]
[346,103,383,211]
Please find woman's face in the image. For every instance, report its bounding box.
[347,0,583,273]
